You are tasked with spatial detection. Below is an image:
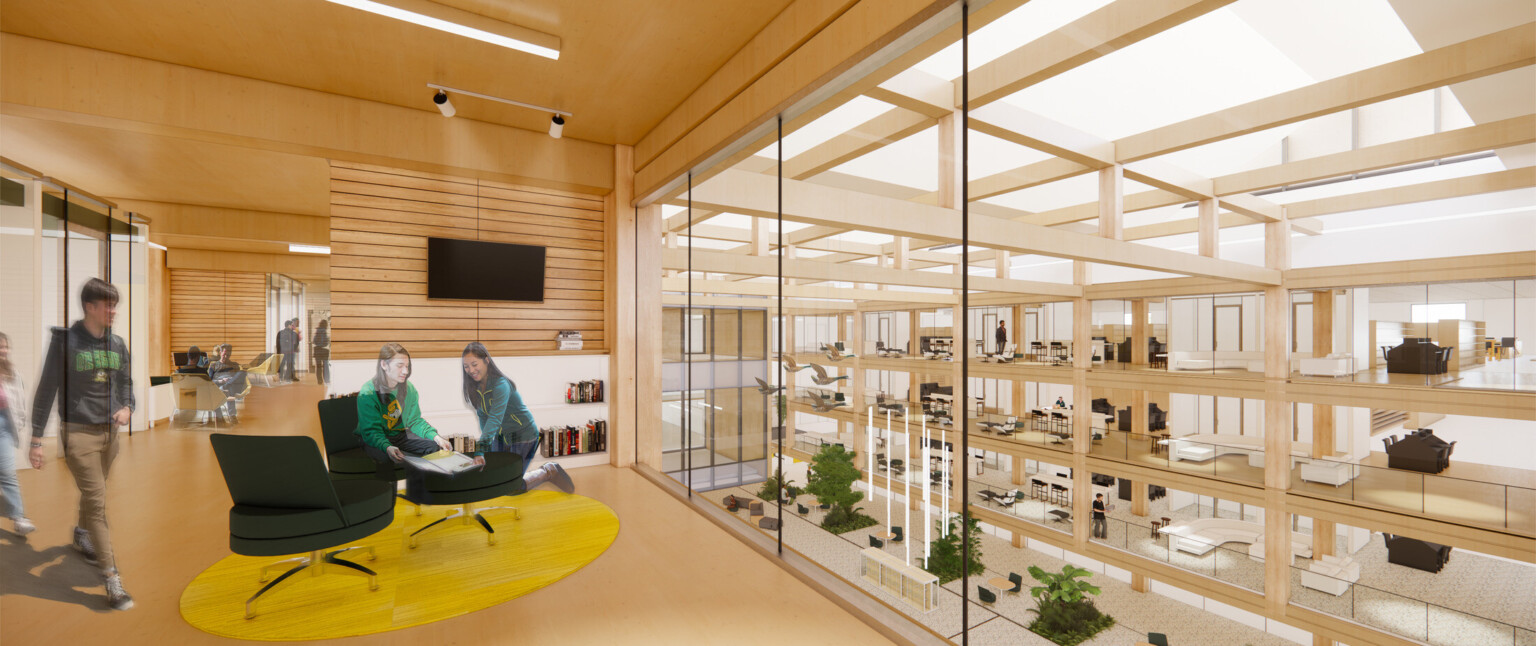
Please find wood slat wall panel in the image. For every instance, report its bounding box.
[331,163,610,358]
[169,269,266,358]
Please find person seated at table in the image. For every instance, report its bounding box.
[461,342,573,493]
[355,343,451,478]
[176,346,208,374]
[206,344,248,424]
[1054,396,1068,409]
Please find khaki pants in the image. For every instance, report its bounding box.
[64,423,119,572]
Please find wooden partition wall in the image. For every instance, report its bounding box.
[329,162,606,359]
[168,269,266,360]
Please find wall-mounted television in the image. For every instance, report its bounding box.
[426,237,545,302]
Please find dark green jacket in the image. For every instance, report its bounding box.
[354,380,438,452]
[472,375,538,455]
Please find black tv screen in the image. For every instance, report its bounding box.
[426,237,545,302]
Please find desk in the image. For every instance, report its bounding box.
[987,576,1014,592]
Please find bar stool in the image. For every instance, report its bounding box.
[1030,479,1047,500]
[1050,483,1069,507]
[1150,521,1162,538]
[1161,516,1171,530]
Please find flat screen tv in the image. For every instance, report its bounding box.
[426,237,545,302]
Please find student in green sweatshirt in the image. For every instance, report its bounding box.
[355,343,450,468]
[460,342,572,493]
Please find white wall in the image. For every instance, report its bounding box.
[1416,415,1536,472]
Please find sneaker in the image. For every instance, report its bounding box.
[103,569,134,611]
[13,518,35,535]
[73,527,99,565]
[545,463,575,494]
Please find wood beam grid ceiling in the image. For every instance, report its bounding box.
[649,6,1534,293]
[328,162,606,359]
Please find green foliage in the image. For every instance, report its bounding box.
[1025,565,1113,646]
[756,474,782,502]
[922,515,985,584]
[806,444,875,533]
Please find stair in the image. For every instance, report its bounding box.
[1371,409,1406,433]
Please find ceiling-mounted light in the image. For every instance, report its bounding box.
[324,0,560,60]
[433,90,456,117]
[425,83,571,135]
[289,244,331,255]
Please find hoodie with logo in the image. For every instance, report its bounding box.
[32,321,135,437]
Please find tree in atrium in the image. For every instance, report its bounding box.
[1025,565,1114,646]
[806,444,875,533]
[922,514,984,584]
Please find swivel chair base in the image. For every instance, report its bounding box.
[409,503,521,548]
[248,545,377,619]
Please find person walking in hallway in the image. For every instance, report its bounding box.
[0,332,36,536]
[995,320,1007,355]
[1092,493,1108,539]
[29,278,135,610]
[277,319,298,383]
[312,319,330,386]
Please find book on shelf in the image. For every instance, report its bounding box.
[566,379,604,403]
[540,418,608,458]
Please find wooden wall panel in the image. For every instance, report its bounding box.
[329,161,608,359]
[168,269,265,361]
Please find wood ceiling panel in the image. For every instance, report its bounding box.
[0,0,794,145]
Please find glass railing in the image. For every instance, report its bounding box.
[969,411,1073,453]
[1090,515,1264,593]
[966,476,1074,537]
[1288,565,1535,646]
[1088,429,1267,486]
[1290,456,1536,534]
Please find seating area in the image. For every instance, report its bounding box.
[1168,350,1265,372]
[1384,534,1452,573]
[1384,338,1452,375]
[1382,428,1455,473]
[1301,554,1361,596]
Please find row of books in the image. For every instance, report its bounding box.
[541,419,607,457]
[566,379,604,403]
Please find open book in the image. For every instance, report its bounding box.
[402,450,481,475]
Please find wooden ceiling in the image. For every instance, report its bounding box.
[0,0,794,145]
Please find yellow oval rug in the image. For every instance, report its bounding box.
[181,490,619,641]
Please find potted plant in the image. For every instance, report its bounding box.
[922,514,984,584]
[806,444,876,533]
[1024,565,1115,645]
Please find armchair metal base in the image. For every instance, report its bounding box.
[248,545,377,619]
[408,503,521,548]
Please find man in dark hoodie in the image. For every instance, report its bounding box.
[30,277,134,611]
[277,319,299,383]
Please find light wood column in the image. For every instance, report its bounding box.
[1313,518,1336,559]
[850,308,865,416]
[1131,479,1149,517]
[1132,298,1150,366]
[1263,213,1293,612]
[1198,197,1219,258]
[1098,164,1124,240]
[636,203,665,470]
[1132,389,1150,435]
[1131,572,1149,593]
[608,145,637,468]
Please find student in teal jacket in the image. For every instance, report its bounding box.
[356,343,451,466]
[461,342,572,493]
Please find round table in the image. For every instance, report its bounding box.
[987,576,1014,592]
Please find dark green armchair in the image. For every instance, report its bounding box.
[210,433,396,618]
[978,586,997,604]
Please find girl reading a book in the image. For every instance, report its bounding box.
[461,342,574,493]
[356,343,451,468]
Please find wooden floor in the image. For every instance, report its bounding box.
[0,384,894,645]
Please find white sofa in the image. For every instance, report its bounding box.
[1168,351,1264,372]
[1162,519,1262,556]
[1166,434,1313,468]
[1299,354,1354,377]
[1301,554,1360,596]
[1299,458,1357,486]
[1246,532,1313,561]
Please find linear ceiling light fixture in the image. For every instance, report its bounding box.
[289,244,332,255]
[427,83,571,138]
[324,0,560,59]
